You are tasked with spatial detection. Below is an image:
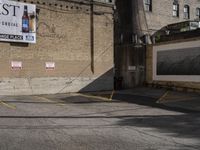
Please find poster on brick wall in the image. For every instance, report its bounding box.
[157,47,200,75]
[153,40,200,82]
[11,61,22,69]
[45,62,55,70]
[0,0,36,43]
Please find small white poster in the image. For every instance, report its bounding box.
[128,66,136,71]
[11,61,22,69]
[45,62,55,70]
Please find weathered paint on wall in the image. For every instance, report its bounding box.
[0,0,114,95]
[115,45,146,89]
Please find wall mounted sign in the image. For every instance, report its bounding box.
[0,0,36,43]
[128,66,136,72]
[153,40,200,82]
[11,61,22,69]
[45,62,55,70]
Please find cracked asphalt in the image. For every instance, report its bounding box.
[0,92,199,150]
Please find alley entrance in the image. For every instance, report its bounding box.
[114,45,146,89]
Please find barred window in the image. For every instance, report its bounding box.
[196,8,200,19]
[184,5,190,19]
[94,0,113,4]
[144,0,152,12]
[173,2,179,17]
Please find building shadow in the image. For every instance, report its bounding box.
[116,114,200,141]
[111,93,200,113]
[79,68,113,92]
[0,113,199,141]
[59,95,109,104]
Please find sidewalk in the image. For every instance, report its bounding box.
[87,87,200,112]
[115,87,200,112]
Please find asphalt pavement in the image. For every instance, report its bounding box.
[113,88,200,112]
[0,88,199,150]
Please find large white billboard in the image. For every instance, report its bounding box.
[153,40,200,82]
[0,0,36,43]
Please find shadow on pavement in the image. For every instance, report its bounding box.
[0,114,199,141]
[56,93,200,113]
[117,114,200,140]
[1,93,200,143]
[60,96,120,104]
[112,93,200,113]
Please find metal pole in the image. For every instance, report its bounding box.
[90,0,94,73]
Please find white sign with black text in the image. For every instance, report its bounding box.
[0,0,36,43]
[45,62,55,70]
[11,61,22,69]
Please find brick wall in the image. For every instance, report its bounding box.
[0,0,114,95]
[145,0,200,34]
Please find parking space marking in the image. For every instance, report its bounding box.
[76,93,112,101]
[33,96,66,106]
[0,100,16,109]
[109,90,115,100]
[157,91,169,103]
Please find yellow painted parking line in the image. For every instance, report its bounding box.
[157,91,169,103]
[77,93,111,101]
[33,96,65,106]
[158,95,196,103]
[0,100,16,109]
[109,90,115,100]
[33,96,53,102]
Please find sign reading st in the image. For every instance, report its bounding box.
[0,0,36,43]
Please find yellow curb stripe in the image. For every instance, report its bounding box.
[109,90,115,100]
[33,96,53,102]
[33,96,65,106]
[0,100,16,109]
[157,91,169,103]
[77,93,111,101]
